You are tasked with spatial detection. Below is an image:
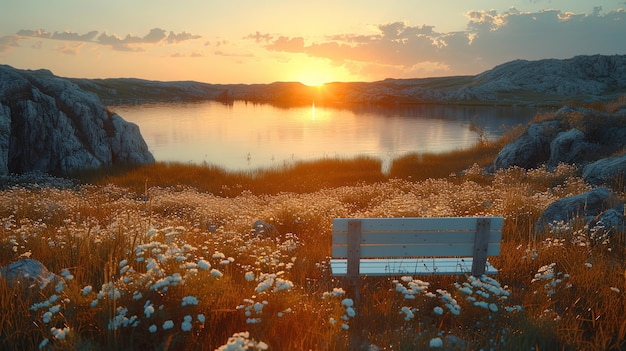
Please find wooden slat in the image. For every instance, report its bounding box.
[332,217,503,232]
[332,242,501,258]
[332,230,502,245]
[330,258,499,276]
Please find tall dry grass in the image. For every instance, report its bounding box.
[78,156,385,197]
[2,157,625,350]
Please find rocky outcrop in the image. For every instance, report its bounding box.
[466,55,626,104]
[491,120,560,170]
[538,187,613,227]
[492,106,626,171]
[0,65,154,176]
[536,187,624,241]
[547,129,599,168]
[582,154,626,186]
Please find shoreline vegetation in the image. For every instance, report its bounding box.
[2,102,626,350]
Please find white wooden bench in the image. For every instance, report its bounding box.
[330,217,503,281]
[331,216,503,347]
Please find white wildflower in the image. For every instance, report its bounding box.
[182,295,199,306]
[489,303,499,312]
[198,259,211,270]
[429,337,443,348]
[82,285,93,296]
[245,271,255,281]
[181,315,193,332]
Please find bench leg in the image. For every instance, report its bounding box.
[347,220,362,349]
[471,218,491,277]
[347,219,362,305]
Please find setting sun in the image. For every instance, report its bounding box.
[283,57,355,86]
[296,70,335,86]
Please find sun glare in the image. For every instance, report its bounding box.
[297,71,334,86]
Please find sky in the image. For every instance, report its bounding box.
[1,1,625,85]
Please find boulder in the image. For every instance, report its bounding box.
[492,120,560,170]
[547,128,599,168]
[588,208,625,241]
[0,65,155,176]
[536,187,615,233]
[492,105,626,172]
[0,259,58,289]
[582,154,626,186]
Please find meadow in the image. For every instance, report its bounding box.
[1,110,626,350]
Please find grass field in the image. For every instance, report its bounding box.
[1,107,626,350]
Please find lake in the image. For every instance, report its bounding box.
[111,101,539,172]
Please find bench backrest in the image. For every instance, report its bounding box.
[332,217,503,277]
[332,217,503,259]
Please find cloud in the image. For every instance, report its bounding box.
[266,36,305,53]
[17,29,99,42]
[462,9,626,67]
[167,31,201,43]
[97,32,144,51]
[248,8,626,79]
[14,27,202,52]
[244,31,273,44]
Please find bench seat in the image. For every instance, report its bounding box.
[331,217,503,278]
[330,257,498,276]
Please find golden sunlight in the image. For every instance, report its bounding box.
[285,57,355,86]
[296,71,335,86]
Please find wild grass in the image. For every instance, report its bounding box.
[2,152,625,350]
[78,156,385,197]
[4,98,626,349]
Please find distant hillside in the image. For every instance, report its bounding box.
[71,54,626,107]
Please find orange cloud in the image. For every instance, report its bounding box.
[247,8,626,80]
[14,28,201,52]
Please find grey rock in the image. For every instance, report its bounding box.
[492,105,626,172]
[589,208,624,240]
[0,259,58,289]
[536,187,614,233]
[582,154,626,186]
[492,120,560,170]
[0,65,155,176]
[547,128,599,168]
[466,55,626,103]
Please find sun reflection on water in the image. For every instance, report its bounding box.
[114,101,536,171]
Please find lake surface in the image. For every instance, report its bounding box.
[112,101,539,172]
